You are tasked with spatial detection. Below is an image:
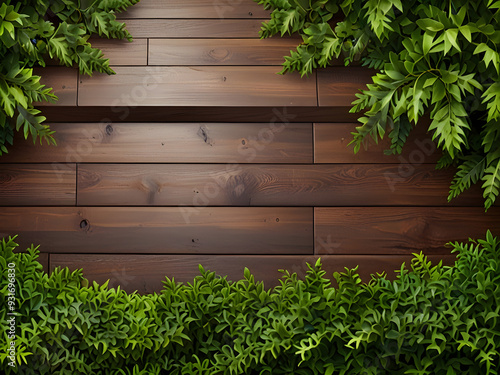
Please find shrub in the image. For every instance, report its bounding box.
[0,0,140,155]
[254,0,500,210]
[1,232,500,374]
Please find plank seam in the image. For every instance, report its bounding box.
[312,206,316,256]
[75,163,78,207]
[315,70,319,107]
[76,70,80,106]
[312,123,316,164]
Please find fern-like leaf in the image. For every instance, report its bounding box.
[386,114,412,155]
[448,154,487,201]
[482,157,500,210]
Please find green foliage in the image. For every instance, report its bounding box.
[1,232,500,374]
[255,0,500,210]
[0,0,140,155]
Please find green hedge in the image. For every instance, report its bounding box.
[1,233,499,374]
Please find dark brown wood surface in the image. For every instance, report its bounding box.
[117,0,270,19]
[50,253,457,293]
[0,164,76,206]
[78,67,317,107]
[315,207,500,255]
[0,123,312,164]
[123,19,264,38]
[6,0,493,295]
[314,123,441,163]
[149,38,302,66]
[0,207,313,254]
[77,164,483,207]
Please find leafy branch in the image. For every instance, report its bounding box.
[255,0,500,210]
[0,0,140,155]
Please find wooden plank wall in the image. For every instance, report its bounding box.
[1,0,499,293]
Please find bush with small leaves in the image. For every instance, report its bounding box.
[1,232,500,374]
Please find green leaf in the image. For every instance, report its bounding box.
[444,28,460,53]
[416,19,444,32]
[459,25,472,42]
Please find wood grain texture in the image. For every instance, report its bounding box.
[149,38,307,66]
[90,38,148,66]
[317,67,375,107]
[315,207,500,255]
[123,19,263,38]
[77,164,483,207]
[35,106,358,123]
[314,123,441,163]
[0,164,76,206]
[33,67,78,106]
[0,207,313,254]
[0,123,312,164]
[118,0,270,19]
[78,66,317,107]
[50,253,456,293]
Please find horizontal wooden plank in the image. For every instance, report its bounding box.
[33,67,78,106]
[0,207,313,254]
[90,38,148,66]
[50,254,456,293]
[315,207,500,255]
[118,0,270,19]
[123,19,263,38]
[0,123,312,163]
[77,164,483,207]
[318,67,375,107]
[0,164,76,206]
[35,106,359,123]
[314,123,441,163]
[149,38,304,66]
[78,66,317,107]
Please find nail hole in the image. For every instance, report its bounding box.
[105,124,113,135]
[249,11,253,16]
[241,139,246,145]
[276,218,280,222]
[80,219,89,229]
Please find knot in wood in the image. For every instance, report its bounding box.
[105,124,114,135]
